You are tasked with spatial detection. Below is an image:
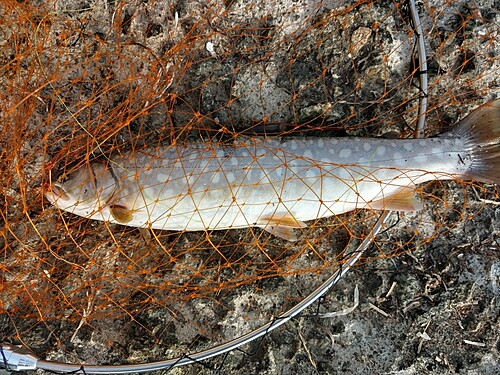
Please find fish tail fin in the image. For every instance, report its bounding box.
[445,99,500,184]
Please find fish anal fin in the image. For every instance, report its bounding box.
[263,226,298,242]
[257,213,306,241]
[110,204,134,223]
[369,187,422,212]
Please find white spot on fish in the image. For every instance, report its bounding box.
[303,149,313,159]
[363,143,372,152]
[339,148,352,158]
[317,139,325,148]
[270,139,281,148]
[212,173,221,184]
[226,172,235,183]
[419,140,428,147]
[275,166,285,177]
[403,143,414,151]
[157,173,167,182]
[376,146,386,156]
[230,157,239,166]
[216,149,225,158]
[393,152,403,160]
[290,140,298,150]
[257,148,266,157]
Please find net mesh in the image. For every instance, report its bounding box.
[0,0,498,371]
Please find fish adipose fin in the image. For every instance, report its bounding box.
[257,213,307,241]
[369,186,423,211]
[445,99,500,184]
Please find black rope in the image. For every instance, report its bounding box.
[212,351,230,374]
[41,364,88,375]
[234,315,292,357]
[379,212,401,235]
[168,353,214,372]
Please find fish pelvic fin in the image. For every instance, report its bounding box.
[257,213,307,241]
[445,99,500,184]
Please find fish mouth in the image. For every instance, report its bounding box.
[45,184,70,203]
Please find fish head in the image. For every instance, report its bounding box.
[45,162,117,218]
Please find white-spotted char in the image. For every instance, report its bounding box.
[45,100,500,241]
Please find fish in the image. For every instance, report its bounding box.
[45,99,500,241]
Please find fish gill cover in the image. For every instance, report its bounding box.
[0,0,498,374]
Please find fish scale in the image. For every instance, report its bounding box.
[45,100,500,241]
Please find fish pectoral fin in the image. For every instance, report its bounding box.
[257,213,307,242]
[110,204,134,223]
[369,187,423,211]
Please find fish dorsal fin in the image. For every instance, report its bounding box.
[257,213,307,241]
[369,187,422,211]
[110,204,134,223]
